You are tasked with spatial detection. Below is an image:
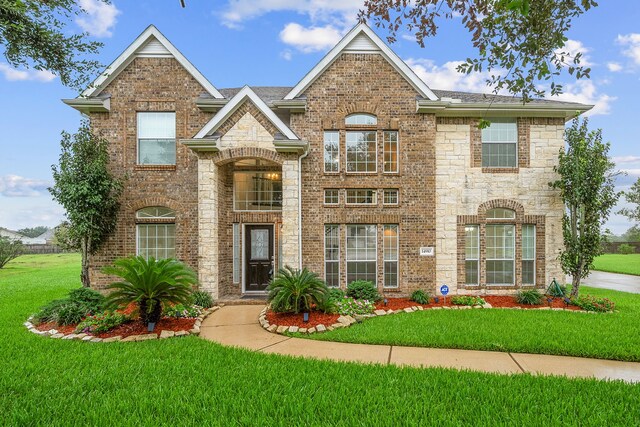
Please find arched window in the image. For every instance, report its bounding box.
[345,113,377,126]
[136,207,176,259]
[486,208,516,219]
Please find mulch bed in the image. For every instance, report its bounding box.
[94,317,196,339]
[34,322,77,335]
[266,311,340,328]
[374,296,581,311]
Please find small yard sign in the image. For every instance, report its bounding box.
[419,247,434,256]
[440,285,449,295]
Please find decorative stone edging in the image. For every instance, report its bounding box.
[24,305,221,343]
[259,302,610,335]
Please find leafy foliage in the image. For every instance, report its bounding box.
[451,296,486,306]
[336,297,375,316]
[360,0,596,102]
[17,226,49,238]
[75,312,130,334]
[103,256,197,325]
[68,287,105,312]
[346,281,382,302]
[50,120,124,286]
[410,289,430,304]
[572,295,616,313]
[0,0,104,90]
[618,178,640,224]
[550,118,620,298]
[0,236,23,269]
[33,286,104,325]
[163,304,203,319]
[191,290,214,308]
[267,266,328,314]
[618,244,635,255]
[515,289,543,305]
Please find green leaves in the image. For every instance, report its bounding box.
[0,236,23,269]
[267,266,328,314]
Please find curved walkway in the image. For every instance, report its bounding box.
[200,305,640,383]
[581,271,640,294]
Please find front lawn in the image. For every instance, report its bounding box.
[1,255,639,425]
[302,287,640,362]
[592,254,640,276]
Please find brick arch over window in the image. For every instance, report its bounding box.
[477,199,525,220]
[337,101,381,117]
[127,197,179,214]
[213,147,284,166]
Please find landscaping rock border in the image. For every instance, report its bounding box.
[260,302,612,335]
[24,306,221,343]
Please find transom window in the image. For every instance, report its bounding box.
[136,206,175,219]
[345,113,377,126]
[234,171,282,211]
[346,189,377,205]
[383,189,399,205]
[383,225,399,288]
[346,131,377,172]
[481,118,517,168]
[486,208,516,219]
[324,225,340,287]
[323,131,339,173]
[346,225,377,285]
[522,224,536,285]
[383,131,399,173]
[324,189,339,205]
[137,112,176,165]
[465,225,479,285]
[486,224,515,285]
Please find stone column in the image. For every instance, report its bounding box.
[198,154,219,299]
[280,157,300,269]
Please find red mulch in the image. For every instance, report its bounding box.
[35,322,77,335]
[373,296,580,311]
[94,317,196,338]
[266,311,340,328]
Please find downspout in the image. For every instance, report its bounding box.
[298,145,310,270]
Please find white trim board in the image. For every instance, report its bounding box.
[194,86,299,140]
[284,23,438,101]
[81,25,222,98]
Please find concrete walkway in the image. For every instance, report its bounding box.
[200,305,640,383]
[581,271,640,294]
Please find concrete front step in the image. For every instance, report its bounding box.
[217,296,268,306]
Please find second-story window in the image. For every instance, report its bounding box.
[324,131,339,172]
[481,118,517,168]
[346,189,377,205]
[346,131,377,172]
[383,131,399,173]
[137,112,176,165]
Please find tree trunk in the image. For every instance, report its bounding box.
[80,238,90,288]
[571,274,580,299]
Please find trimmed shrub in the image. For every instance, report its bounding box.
[618,243,635,255]
[328,288,345,302]
[516,289,543,305]
[336,297,375,316]
[75,312,130,334]
[451,296,486,306]
[410,289,430,304]
[573,295,616,312]
[68,287,105,313]
[191,290,214,308]
[346,281,382,302]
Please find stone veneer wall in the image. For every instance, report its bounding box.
[435,118,566,294]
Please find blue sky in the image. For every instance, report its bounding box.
[0,0,638,234]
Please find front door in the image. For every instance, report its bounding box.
[244,225,274,292]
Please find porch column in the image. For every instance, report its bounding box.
[281,157,300,269]
[198,154,219,299]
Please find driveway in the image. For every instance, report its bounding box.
[580,270,640,294]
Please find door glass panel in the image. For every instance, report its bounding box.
[251,229,269,260]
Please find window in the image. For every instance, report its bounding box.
[234,172,282,211]
[383,189,399,205]
[346,131,377,172]
[137,112,176,165]
[346,225,377,285]
[465,225,479,285]
[346,189,377,205]
[233,223,240,284]
[486,224,515,285]
[324,189,339,205]
[324,131,339,173]
[486,208,516,219]
[324,225,340,287]
[136,207,176,260]
[345,113,377,125]
[383,131,398,173]
[481,118,517,168]
[522,224,536,285]
[383,225,399,288]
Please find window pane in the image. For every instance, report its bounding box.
[481,119,517,143]
[482,143,517,168]
[486,224,515,285]
[522,260,535,285]
[136,206,176,219]
[233,223,240,284]
[324,131,339,172]
[234,172,282,211]
[486,208,516,219]
[324,225,340,287]
[346,131,377,172]
[346,225,377,286]
[465,260,479,286]
[384,131,398,173]
[464,225,479,285]
[522,224,536,260]
[383,189,398,205]
[346,189,376,205]
[324,189,339,205]
[138,112,176,139]
[137,224,175,260]
[383,225,398,288]
[138,139,176,165]
[345,114,377,125]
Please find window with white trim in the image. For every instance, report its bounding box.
[324,225,340,287]
[481,119,517,168]
[383,225,399,288]
[346,225,377,285]
[383,189,398,205]
[136,207,176,260]
[324,131,339,173]
[522,224,536,285]
[383,131,399,173]
[485,224,515,285]
[465,225,479,285]
[137,112,176,165]
[345,113,377,125]
[346,189,376,205]
[233,223,240,283]
[346,131,377,172]
[486,208,516,219]
[324,189,339,205]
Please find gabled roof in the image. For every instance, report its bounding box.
[284,23,438,101]
[81,25,222,98]
[194,86,299,140]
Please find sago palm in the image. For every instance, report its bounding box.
[103,256,197,325]
[267,266,328,313]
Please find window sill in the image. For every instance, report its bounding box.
[135,164,176,171]
[345,204,377,207]
[481,167,518,174]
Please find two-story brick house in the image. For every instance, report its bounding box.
[63,24,591,300]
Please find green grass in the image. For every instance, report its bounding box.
[1,254,639,426]
[592,254,640,276]
[304,287,640,362]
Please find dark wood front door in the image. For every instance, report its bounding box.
[244,225,274,292]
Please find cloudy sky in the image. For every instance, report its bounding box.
[0,0,638,233]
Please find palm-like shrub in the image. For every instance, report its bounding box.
[267,266,328,314]
[103,256,197,325]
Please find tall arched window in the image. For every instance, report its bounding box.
[136,207,176,259]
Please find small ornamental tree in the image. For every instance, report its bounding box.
[49,120,124,287]
[0,236,23,269]
[550,118,620,298]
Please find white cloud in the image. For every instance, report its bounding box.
[607,62,622,72]
[0,175,50,197]
[405,58,503,94]
[613,156,640,164]
[552,80,616,116]
[616,33,640,66]
[76,0,120,38]
[0,63,56,82]
[556,39,592,67]
[280,50,293,61]
[279,23,343,53]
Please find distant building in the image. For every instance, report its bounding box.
[0,228,47,244]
